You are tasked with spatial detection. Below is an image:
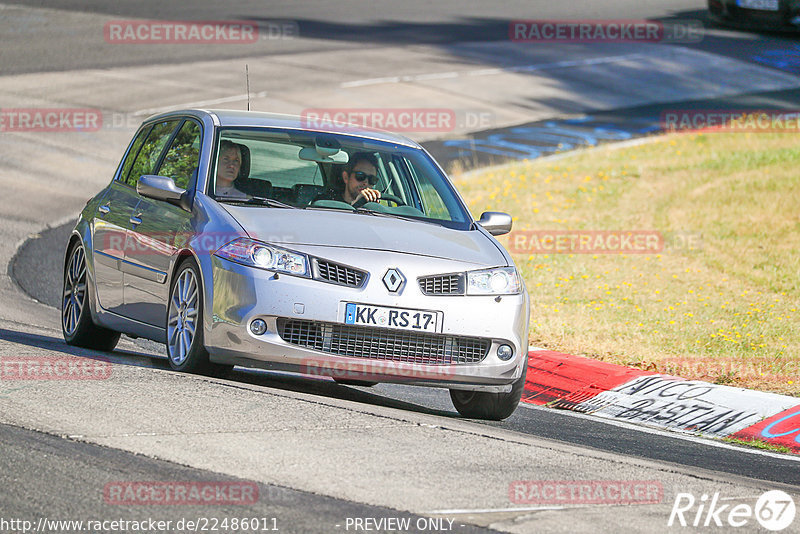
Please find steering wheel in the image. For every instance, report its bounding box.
[352,193,405,209]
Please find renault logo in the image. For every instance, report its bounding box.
[382,268,405,292]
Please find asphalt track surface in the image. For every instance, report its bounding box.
[0,423,494,533]
[0,0,704,73]
[4,0,800,531]
[1,0,798,75]
[11,194,800,489]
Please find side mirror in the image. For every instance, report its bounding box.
[477,211,512,236]
[137,175,190,211]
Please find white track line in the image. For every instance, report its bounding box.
[426,505,566,515]
[341,54,645,88]
[132,91,269,117]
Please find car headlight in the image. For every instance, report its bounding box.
[214,238,309,276]
[466,267,521,295]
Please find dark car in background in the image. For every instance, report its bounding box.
[708,0,800,30]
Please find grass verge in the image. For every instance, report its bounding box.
[722,437,794,454]
[453,131,799,396]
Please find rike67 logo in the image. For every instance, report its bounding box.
[668,490,796,531]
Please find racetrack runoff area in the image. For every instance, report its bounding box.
[454,130,800,454]
[1,5,800,530]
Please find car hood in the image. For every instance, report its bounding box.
[221,205,507,266]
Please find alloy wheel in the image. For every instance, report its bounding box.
[62,245,87,335]
[167,267,199,365]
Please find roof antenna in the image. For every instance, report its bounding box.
[246,64,251,111]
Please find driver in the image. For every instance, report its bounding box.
[317,152,381,206]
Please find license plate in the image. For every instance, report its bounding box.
[344,303,442,333]
[736,0,779,10]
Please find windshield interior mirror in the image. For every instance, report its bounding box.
[298,134,350,163]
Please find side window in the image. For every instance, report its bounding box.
[125,120,180,187]
[404,156,451,220]
[117,126,151,183]
[157,120,202,189]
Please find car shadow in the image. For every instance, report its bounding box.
[224,367,457,418]
[0,327,162,367]
[0,327,458,418]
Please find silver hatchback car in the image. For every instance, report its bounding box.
[62,109,529,420]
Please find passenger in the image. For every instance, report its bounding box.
[316,152,381,206]
[214,140,249,199]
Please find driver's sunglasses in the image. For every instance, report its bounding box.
[353,171,379,186]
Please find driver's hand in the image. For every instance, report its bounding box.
[354,188,381,204]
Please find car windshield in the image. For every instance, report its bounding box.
[210,128,472,230]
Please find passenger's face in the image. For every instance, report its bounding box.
[342,161,377,200]
[216,146,241,186]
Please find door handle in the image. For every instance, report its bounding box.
[98,205,110,215]
[130,216,142,226]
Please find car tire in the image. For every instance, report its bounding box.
[62,241,120,351]
[166,257,232,377]
[449,361,527,420]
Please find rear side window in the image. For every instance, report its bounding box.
[158,120,202,189]
[245,139,322,188]
[124,119,180,187]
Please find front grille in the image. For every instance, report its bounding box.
[277,319,490,365]
[418,273,465,295]
[313,259,367,288]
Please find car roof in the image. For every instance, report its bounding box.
[145,108,420,148]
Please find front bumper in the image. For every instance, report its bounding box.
[204,250,529,391]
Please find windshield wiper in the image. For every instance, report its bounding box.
[215,196,297,209]
[352,207,440,226]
